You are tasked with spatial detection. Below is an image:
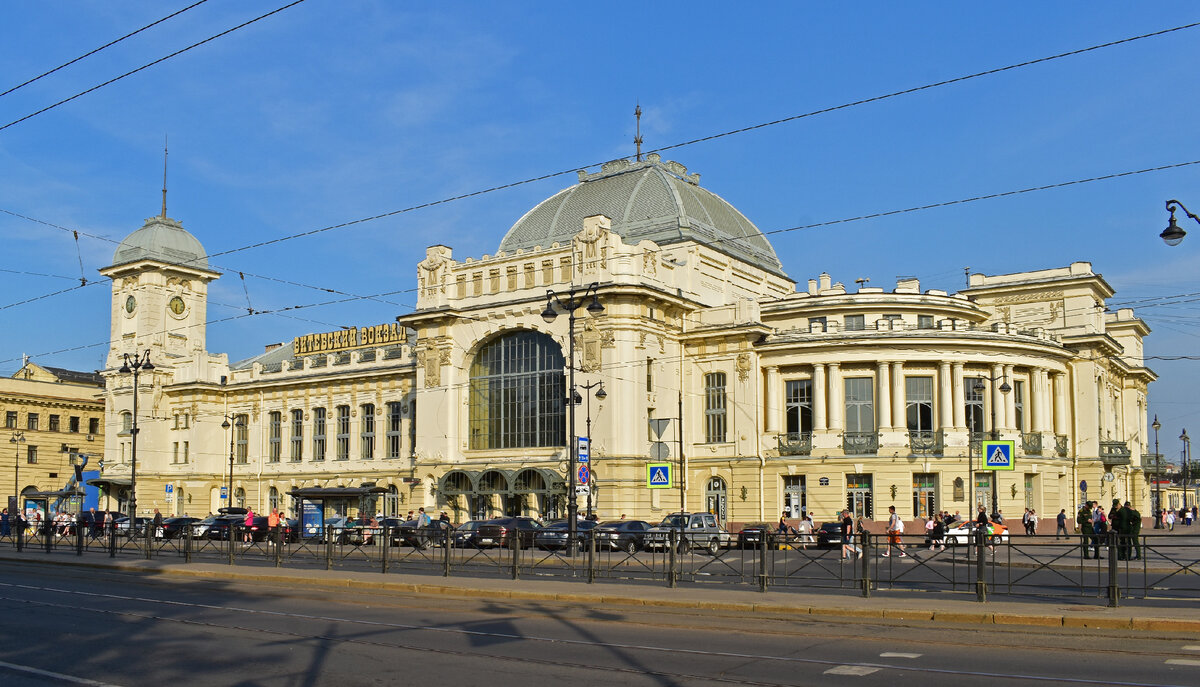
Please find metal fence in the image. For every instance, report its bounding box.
[0,522,1196,607]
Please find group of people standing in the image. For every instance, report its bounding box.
[1077,499,1141,560]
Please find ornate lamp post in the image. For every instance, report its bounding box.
[972,374,1011,517]
[1161,200,1197,246]
[10,431,24,511]
[580,380,606,517]
[1152,416,1163,528]
[541,282,603,554]
[118,350,154,527]
[1181,429,1192,511]
[221,415,245,510]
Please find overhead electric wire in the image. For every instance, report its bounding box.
[0,0,307,133]
[0,0,210,99]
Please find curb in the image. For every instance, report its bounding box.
[3,554,1198,633]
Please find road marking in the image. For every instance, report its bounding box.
[1166,659,1200,667]
[1182,645,1200,651]
[880,652,922,658]
[825,665,880,676]
[0,660,124,686]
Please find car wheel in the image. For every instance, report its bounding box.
[706,539,721,556]
[623,539,638,555]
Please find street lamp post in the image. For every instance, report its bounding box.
[1181,429,1191,512]
[118,350,154,527]
[1161,199,1197,246]
[10,431,24,511]
[580,380,606,517]
[972,374,1011,517]
[221,415,245,510]
[541,282,604,554]
[1152,416,1163,528]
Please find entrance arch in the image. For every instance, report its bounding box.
[705,476,728,522]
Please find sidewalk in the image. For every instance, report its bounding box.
[2,548,1198,633]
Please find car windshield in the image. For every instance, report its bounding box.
[659,515,687,528]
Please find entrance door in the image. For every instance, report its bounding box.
[705,477,727,522]
[974,473,993,512]
[783,476,806,518]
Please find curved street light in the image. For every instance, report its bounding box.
[1162,199,1197,246]
[118,350,153,528]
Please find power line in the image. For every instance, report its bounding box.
[0,0,210,99]
[0,0,307,133]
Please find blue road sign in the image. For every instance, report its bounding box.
[577,436,589,463]
[578,465,590,485]
[646,463,672,489]
[220,486,228,499]
[981,440,1015,471]
[165,484,173,494]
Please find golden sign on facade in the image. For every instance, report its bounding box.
[292,323,407,356]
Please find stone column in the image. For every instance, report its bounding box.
[813,363,827,431]
[764,366,780,434]
[891,362,905,432]
[952,363,965,429]
[991,363,1005,433]
[1003,364,1016,432]
[1052,371,1068,436]
[876,361,891,431]
[827,363,843,431]
[939,362,953,429]
[1031,368,1047,432]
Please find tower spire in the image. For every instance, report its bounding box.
[634,103,643,162]
[160,135,169,219]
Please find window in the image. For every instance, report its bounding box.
[120,412,132,433]
[913,473,937,518]
[290,410,303,462]
[846,473,873,519]
[49,415,60,432]
[235,414,249,464]
[386,402,402,459]
[182,441,189,464]
[917,315,935,330]
[1014,380,1025,432]
[703,372,727,443]
[782,475,806,518]
[646,358,654,393]
[312,407,326,461]
[844,315,865,331]
[268,412,282,463]
[905,376,934,431]
[88,417,99,435]
[26,445,37,464]
[360,404,375,460]
[173,442,179,464]
[965,378,985,437]
[784,379,812,434]
[234,488,246,509]
[883,314,902,323]
[335,405,350,460]
[69,416,80,433]
[173,414,179,430]
[26,413,38,431]
[807,316,827,331]
[5,412,15,429]
[468,331,566,450]
[269,486,280,513]
[844,378,875,433]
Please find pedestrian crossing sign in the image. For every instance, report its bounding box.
[981,440,1015,470]
[646,463,673,489]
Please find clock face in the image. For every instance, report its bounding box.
[168,296,186,315]
[125,295,136,313]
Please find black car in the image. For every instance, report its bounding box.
[474,516,543,549]
[534,520,598,550]
[736,523,775,549]
[113,516,151,538]
[595,520,650,554]
[157,516,202,539]
[452,520,485,548]
[396,519,452,549]
[815,522,846,549]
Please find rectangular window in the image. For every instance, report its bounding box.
[782,475,806,518]
[268,411,282,463]
[917,314,935,329]
[360,404,375,460]
[49,415,60,432]
[5,412,16,429]
[335,405,350,460]
[386,402,402,459]
[844,315,865,331]
[703,372,727,443]
[846,473,873,519]
[646,358,654,393]
[26,413,38,431]
[173,414,179,430]
[26,445,37,464]
[290,410,303,462]
[913,473,937,518]
[965,377,985,436]
[807,316,827,331]
[235,414,249,464]
[905,376,934,431]
[88,417,99,435]
[182,441,189,464]
[784,379,813,434]
[69,416,80,433]
[173,442,179,464]
[844,377,875,433]
[312,407,326,461]
[1014,380,1025,432]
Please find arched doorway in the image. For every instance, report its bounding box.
[705,476,728,522]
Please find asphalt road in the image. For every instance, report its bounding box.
[0,560,1196,687]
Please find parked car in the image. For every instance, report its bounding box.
[534,520,598,551]
[595,520,650,554]
[396,519,453,549]
[156,516,202,539]
[736,523,774,549]
[452,520,485,548]
[474,516,544,549]
[644,513,731,555]
[815,522,845,549]
[113,516,150,538]
[944,521,1009,546]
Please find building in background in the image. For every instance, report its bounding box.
[100,155,1155,525]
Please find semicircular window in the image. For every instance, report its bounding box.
[469,331,565,450]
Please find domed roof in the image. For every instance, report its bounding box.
[498,155,786,278]
[111,215,209,270]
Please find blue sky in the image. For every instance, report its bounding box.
[1,2,1198,453]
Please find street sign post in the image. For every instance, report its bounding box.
[577,436,589,464]
[646,463,672,489]
[980,440,1015,470]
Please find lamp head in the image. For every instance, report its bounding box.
[572,391,583,405]
[586,295,604,315]
[1152,415,1161,432]
[595,384,607,400]
[999,380,1012,394]
[221,419,230,430]
[972,379,985,392]
[1162,205,1187,246]
[541,301,558,323]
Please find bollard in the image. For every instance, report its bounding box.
[587,528,596,584]
[325,525,333,571]
[184,521,192,563]
[758,529,769,593]
[860,533,871,598]
[144,522,152,560]
[108,524,115,558]
[667,529,678,588]
[229,524,237,566]
[15,519,23,553]
[510,529,520,581]
[975,528,988,602]
[75,518,83,557]
[44,521,51,554]
[1107,531,1120,607]
[443,524,452,577]
[381,525,389,574]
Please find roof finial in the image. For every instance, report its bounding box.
[634,103,643,162]
[160,134,169,219]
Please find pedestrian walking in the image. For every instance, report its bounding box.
[1028,509,1038,536]
[1,508,8,537]
[882,505,906,558]
[1092,505,1107,559]
[797,513,815,548]
[268,507,281,545]
[152,508,163,539]
[417,507,431,527]
[976,505,995,554]
[1110,500,1130,560]
[1166,509,1176,531]
[840,510,860,558]
[929,517,945,551]
[1056,509,1068,539]
[243,507,255,543]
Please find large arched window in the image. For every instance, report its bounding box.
[469,331,565,449]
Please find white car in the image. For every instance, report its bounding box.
[942,521,1009,546]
